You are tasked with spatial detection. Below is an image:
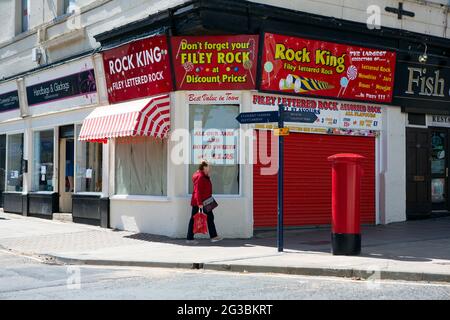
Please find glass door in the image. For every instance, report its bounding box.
[59,138,74,213]
[431,130,448,211]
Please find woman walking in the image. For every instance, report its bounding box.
[186,160,222,244]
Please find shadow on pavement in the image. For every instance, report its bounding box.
[123,216,450,263]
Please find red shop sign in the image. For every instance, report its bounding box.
[260,33,396,103]
[171,35,259,90]
[103,35,173,104]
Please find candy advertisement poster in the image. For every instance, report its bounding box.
[260,33,396,103]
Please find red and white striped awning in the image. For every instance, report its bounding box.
[79,94,170,142]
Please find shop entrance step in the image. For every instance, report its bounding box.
[53,212,73,223]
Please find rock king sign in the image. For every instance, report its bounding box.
[102,35,173,104]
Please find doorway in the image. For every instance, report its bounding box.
[406,128,431,218]
[406,127,450,218]
[430,129,448,211]
[59,125,75,213]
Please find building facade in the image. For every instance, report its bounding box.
[1,0,450,238]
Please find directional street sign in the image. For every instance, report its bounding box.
[236,111,279,124]
[283,110,318,124]
[236,110,319,125]
[235,105,320,253]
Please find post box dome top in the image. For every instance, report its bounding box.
[327,153,366,163]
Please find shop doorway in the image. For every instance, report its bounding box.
[431,128,449,211]
[59,126,74,213]
[405,127,449,218]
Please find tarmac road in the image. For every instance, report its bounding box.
[1,250,449,300]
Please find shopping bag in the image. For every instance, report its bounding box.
[193,210,208,234]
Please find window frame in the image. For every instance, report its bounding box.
[4,130,25,194]
[31,127,57,193]
[185,94,243,198]
[20,0,29,33]
[74,123,103,196]
[112,136,170,199]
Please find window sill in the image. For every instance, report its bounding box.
[74,192,102,196]
[110,195,171,202]
[186,194,243,198]
[29,191,56,194]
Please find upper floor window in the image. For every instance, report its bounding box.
[21,0,29,32]
[64,0,78,14]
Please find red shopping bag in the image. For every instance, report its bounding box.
[193,210,208,234]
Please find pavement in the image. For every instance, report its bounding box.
[1,209,450,283]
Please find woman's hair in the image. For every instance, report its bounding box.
[198,160,209,171]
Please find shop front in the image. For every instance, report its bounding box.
[76,34,259,237]
[78,25,405,237]
[1,55,107,225]
[0,80,22,211]
[251,93,383,228]
[251,32,397,228]
[395,55,450,219]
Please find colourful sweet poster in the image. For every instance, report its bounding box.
[260,33,396,103]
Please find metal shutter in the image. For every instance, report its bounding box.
[253,130,376,228]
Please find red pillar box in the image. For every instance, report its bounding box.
[327,153,365,255]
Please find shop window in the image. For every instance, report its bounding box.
[188,104,240,195]
[6,133,24,192]
[75,124,102,193]
[32,129,54,192]
[115,136,167,196]
[21,0,29,33]
[64,0,78,14]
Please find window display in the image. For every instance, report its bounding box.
[33,130,54,192]
[6,134,24,192]
[189,104,240,195]
[76,124,102,193]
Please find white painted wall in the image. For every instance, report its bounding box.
[379,106,407,224]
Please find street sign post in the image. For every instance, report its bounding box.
[283,110,318,124]
[235,111,279,124]
[277,104,285,253]
[236,105,319,252]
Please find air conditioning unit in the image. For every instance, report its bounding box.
[31,47,42,63]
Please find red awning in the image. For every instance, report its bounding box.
[79,94,170,142]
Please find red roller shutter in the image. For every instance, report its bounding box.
[253,130,376,228]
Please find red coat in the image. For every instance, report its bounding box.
[191,170,212,207]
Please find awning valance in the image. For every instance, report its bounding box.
[79,94,170,142]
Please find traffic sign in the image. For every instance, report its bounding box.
[236,111,279,124]
[283,110,318,124]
